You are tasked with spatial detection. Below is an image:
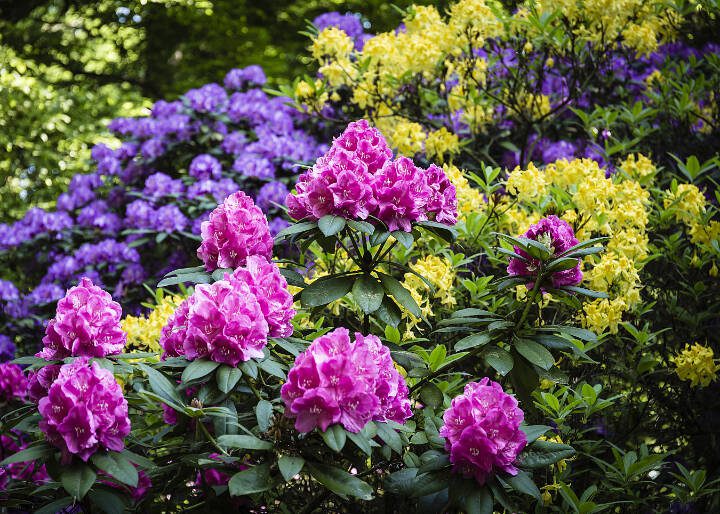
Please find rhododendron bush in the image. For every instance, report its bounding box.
[2,1,720,513]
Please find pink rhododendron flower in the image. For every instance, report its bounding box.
[281,327,412,434]
[286,119,457,231]
[197,191,273,271]
[0,363,28,403]
[228,255,295,338]
[38,358,130,462]
[36,277,126,360]
[160,279,268,366]
[506,215,583,288]
[439,378,526,485]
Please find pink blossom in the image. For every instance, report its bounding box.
[36,277,126,360]
[197,191,273,271]
[160,280,269,366]
[286,120,457,232]
[507,215,583,288]
[439,378,526,485]
[38,358,130,462]
[27,364,61,402]
[228,256,295,338]
[281,328,412,434]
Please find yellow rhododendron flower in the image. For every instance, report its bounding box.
[674,343,719,388]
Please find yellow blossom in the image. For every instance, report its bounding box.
[674,343,719,388]
[122,294,185,352]
[506,162,547,203]
[425,128,460,163]
[311,27,354,60]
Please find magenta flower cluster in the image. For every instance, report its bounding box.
[197,191,274,271]
[38,358,131,462]
[160,257,293,366]
[36,277,126,360]
[439,378,527,485]
[0,363,28,403]
[281,327,412,434]
[286,120,457,232]
[506,215,583,288]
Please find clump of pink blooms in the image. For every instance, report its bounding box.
[38,358,131,462]
[439,378,527,485]
[160,257,294,366]
[281,327,412,434]
[195,453,247,487]
[0,362,28,403]
[506,215,583,288]
[0,434,49,491]
[27,364,61,403]
[197,191,274,271]
[36,277,126,360]
[286,119,457,232]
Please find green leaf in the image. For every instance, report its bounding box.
[217,435,273,450]
[483,347,514,375]
[211,267,233,281]
[61,463,97,500]
[157,272,211,288]
[318,214,347,237]
[182,359,221,383]
[0,443,51,466]
[88,489,128,514]
[275,221,318,240]
[375,296,402,327]
[347,430,373,456]
[391,230,414,249]
[515,338,555,371]
[546,257,580,272]
[306,463,374,500]
[558,285,609,299]
[120,450,154,469]
[375,422,402,454]
[418,220,457,242]
[379,273,421,318]
[505,470,541,498]
[451,480,493,514]
[216,365,243,393]
[35,498,73,514]
[347,219,375,234]
[321,424,347,452]
[258,358,286,379]
[419,383,443,409]
[520,425,551,444]
[369,229,390,247]
[455,333,492,351]
[255,399,274,432]
[138,363,185,407]
[301,275,354,307]
[278,455,305,482]
[240,360,258,379]
[279,267,306,287]
[520,440,576,468]
[228,463,274,496]
[91,452,138,487]
[352,275,385,314]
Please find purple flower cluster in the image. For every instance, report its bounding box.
[313,12,370,49]
[287,120,457,232]
[36,277,126,360]
[0,335,15,362]
[507,215,583,288]
[0,434,49,491]
[197,191,274,271]
[281,327,412,434]
[38,358,130,462]
[439,378,527,485]
[160,256,293,365]
[0,208,73,250]
[224,65,266,89]
[0,363,28,403]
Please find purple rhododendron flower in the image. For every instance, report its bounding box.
[224,66,266,89]
[228,255,295,338]
[281,327,412,434]
[255,181,289,212]
[507,215,583,288]
[0,335,15,363]
[0,280,19,302]
[189,154,223,181]
[287,120,457,231]
[36,277,126,360]
[0,363,28,402]
[38,358,130,462]
[439,378,527,485]
[159,279,268,366]
[144,172,186,201]
[197,191,273,271]
[27,364,62,402]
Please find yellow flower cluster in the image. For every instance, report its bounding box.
[620,153,656,182]
[443,165,486,219]
[122,295,185,352]
[402,255,456,337]
[375,117,426,157]
[425,128,460,163]
[501,157,651,333]
[523,0,678,55]
[674,343,719,388]
[663,183,720,252]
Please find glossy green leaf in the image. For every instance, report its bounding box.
[61,463,97,500]
[318,214,346,237]
[301,275,354,307]
[352,275,384,314]
[278,455,305,482]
